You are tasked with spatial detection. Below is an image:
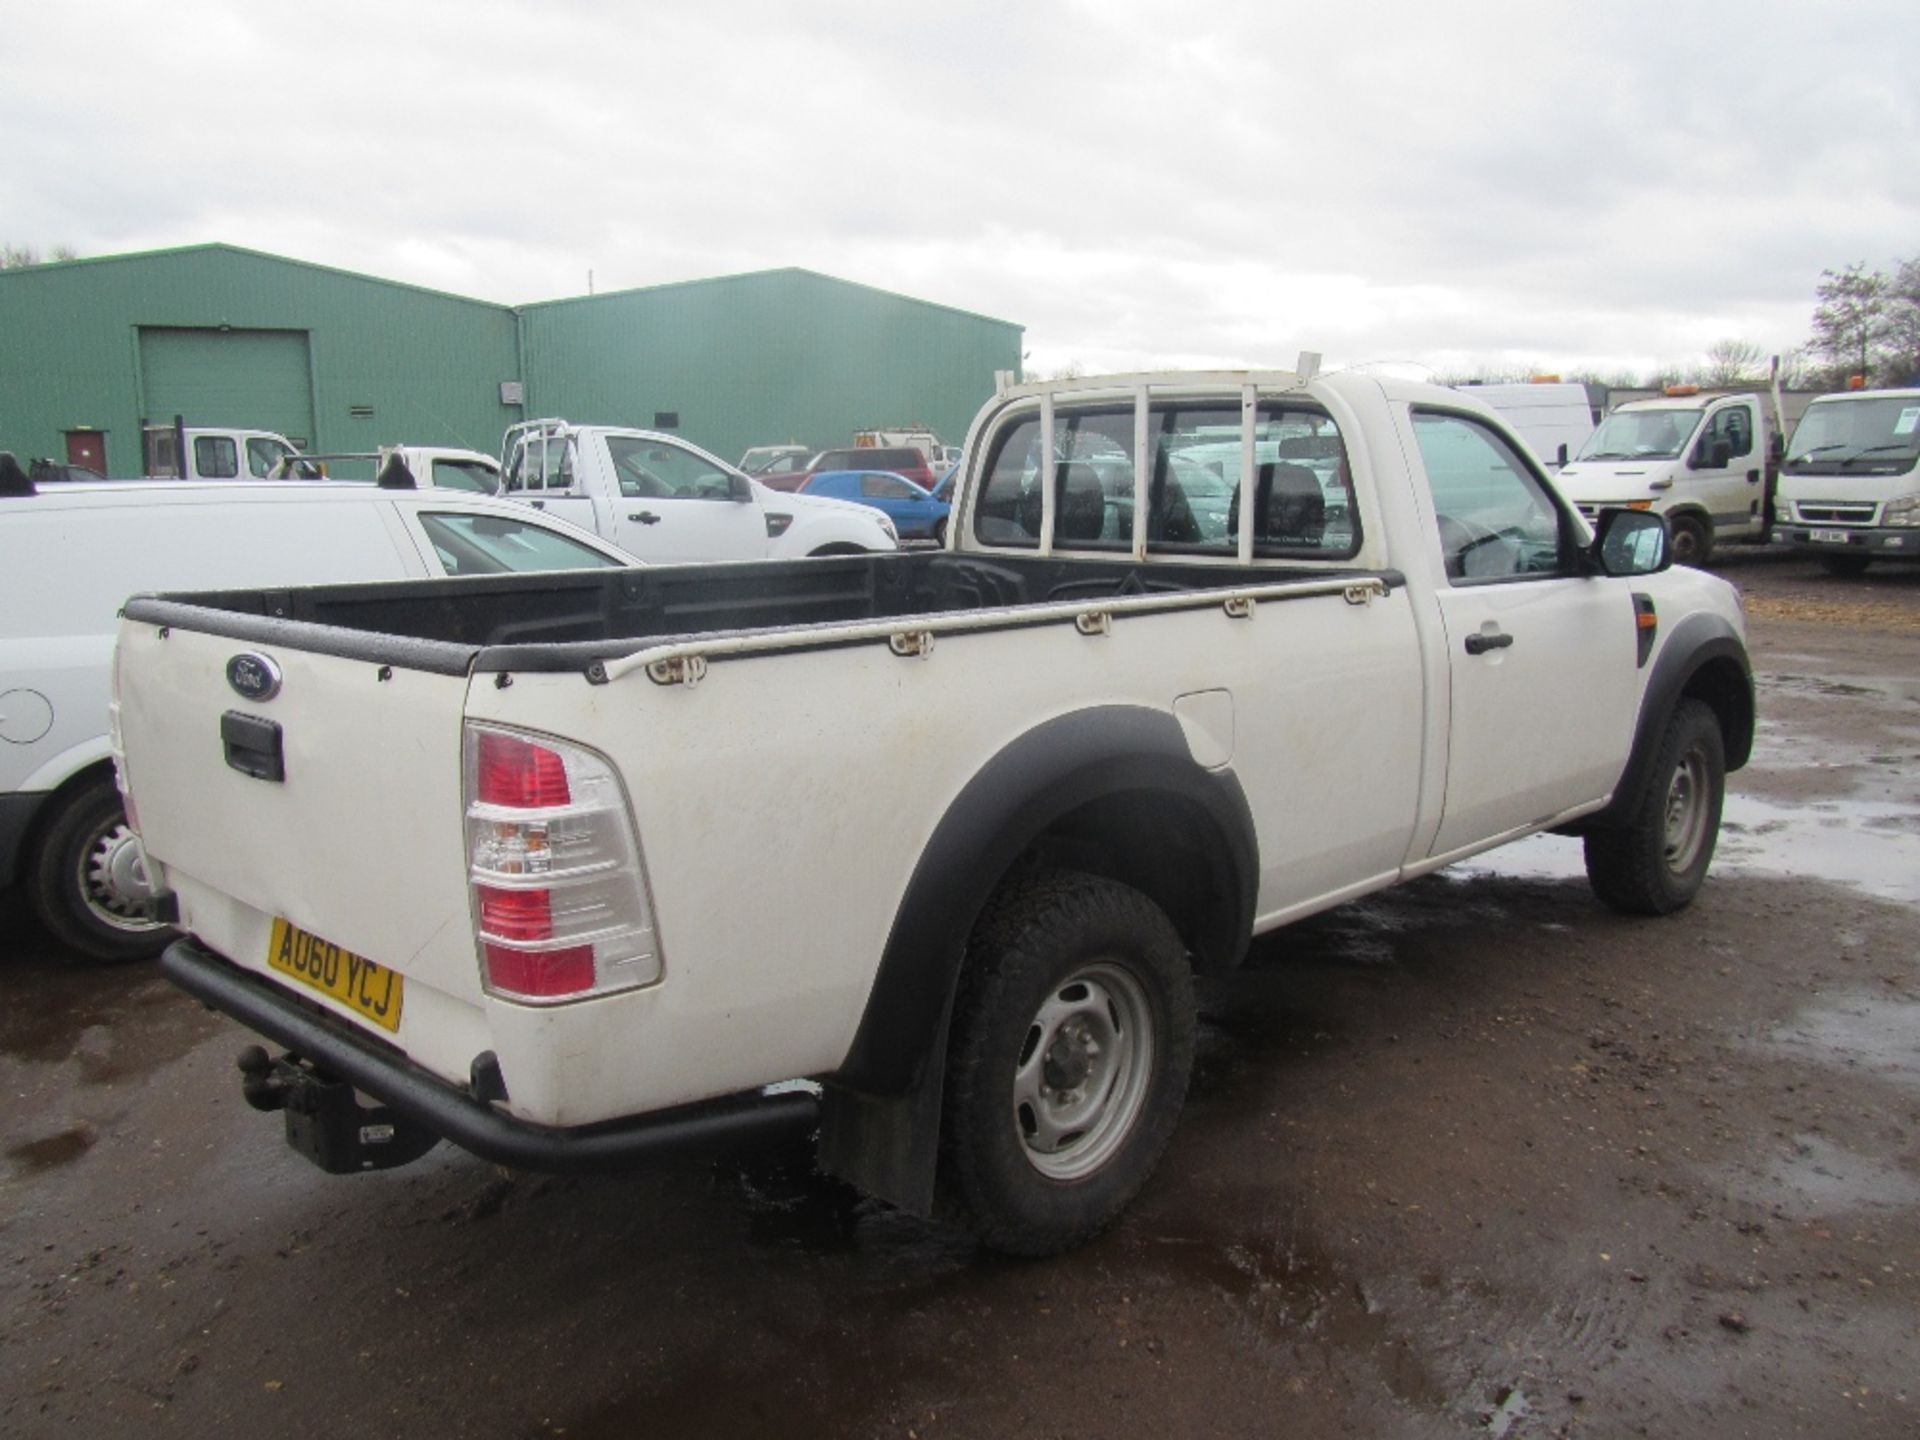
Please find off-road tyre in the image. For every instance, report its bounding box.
[1584,698,1725,916]
[28,778,170,963]
[942,871,1194,1257]
[1667,513,1711,567]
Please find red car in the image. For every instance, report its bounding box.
[758,446,935,492]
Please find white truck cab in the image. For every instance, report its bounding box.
[501,419,898,562]
[1771,387,1920,575]
[142,424,314,481]
[269,446,502,493]
[1554,390,1770,565]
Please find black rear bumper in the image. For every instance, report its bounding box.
[161,937,820,1174]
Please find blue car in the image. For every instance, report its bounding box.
[800,468,951,542]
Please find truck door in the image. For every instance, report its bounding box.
[1688,399,1764,539]
[1407,408,1641,857]
[600,435,768,561]
[502,432,600,535]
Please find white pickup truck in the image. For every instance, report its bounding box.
[113,368,1754,1254]
[500,419,898,561]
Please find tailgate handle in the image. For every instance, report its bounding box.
[222,711,285,782]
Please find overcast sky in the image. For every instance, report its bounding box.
[5,1,1916,381]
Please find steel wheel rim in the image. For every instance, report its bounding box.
[1671,524,1702,565]
[1662,748,1711,875]
[77,817,162,933]
[1012,961,1156,1181]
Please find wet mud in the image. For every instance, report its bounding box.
[2,552,1917,1438]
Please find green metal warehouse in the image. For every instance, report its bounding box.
[0,244,1024,476]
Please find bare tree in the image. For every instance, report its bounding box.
[1808,262,1891,382]
[1883,254,1920,385]
[1700,339,1765,387]
[0,242,78,269]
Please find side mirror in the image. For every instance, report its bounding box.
[1556,442,1570,467]
[1590,508,1670,576]
[730,473,754,503]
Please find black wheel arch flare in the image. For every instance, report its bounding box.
[1581,610,1753,831]
[833,704,1259,1099]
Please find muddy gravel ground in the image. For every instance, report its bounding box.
[3,551,1917,1439]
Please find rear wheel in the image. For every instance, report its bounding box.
[1667,513,1711,566]
[1819,553,1871,577]
[28,777,171,963]
[1584,698,1725,915]
[942,872,1194,1256]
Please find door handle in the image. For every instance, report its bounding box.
[628,511,661,524]
[1464,629,1514,655]
[1746,468,1761,483]
[530,500,544,509]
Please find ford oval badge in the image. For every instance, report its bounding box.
[226,652,282,702]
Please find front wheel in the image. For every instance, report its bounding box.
[942,872,1194,1256]
[1584,698,1725,915]
[932,517,949,547]
[1820,553,1871,578]
[28,778,171,963]
[1667,513,1712,567]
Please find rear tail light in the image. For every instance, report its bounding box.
[463,724,660,1005]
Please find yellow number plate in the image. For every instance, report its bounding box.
[266,918,404,1034]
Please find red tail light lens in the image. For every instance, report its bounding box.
[483,943,596,998]
[475,731,571,808]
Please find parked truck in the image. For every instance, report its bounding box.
[500,419,898,561]
[112,368,1752,1255]
[142,422,318,481]
[1769,386,1920,575]
[1553,389,1773,565]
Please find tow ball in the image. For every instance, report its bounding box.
[236,1045,440,1174]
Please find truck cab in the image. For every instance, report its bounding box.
[1771,387,1920,574]
[1554,390,1770,564]
[142,424,315,481]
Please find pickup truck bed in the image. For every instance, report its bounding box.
[130,550,1394,670]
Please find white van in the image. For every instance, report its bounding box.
[0,463,632,963]
[1772,387,1920,575]
[1452,383,1595,471]
[1554,391,1771,565]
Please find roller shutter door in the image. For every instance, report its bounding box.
[139,328,315,447]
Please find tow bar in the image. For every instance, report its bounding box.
[236,1045,441,1174]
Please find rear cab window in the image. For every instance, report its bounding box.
[971,401,1359,561]
[194,436,239,479]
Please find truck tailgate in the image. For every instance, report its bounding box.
[114,619,486,1076]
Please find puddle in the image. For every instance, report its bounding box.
[0,959,222,1081]
[1719,1133,1920,1219]
[1762,670,1920,707]
[1132,1224,1448,1410]
[1450,793,1920,905]
[1766,993,1920,1097]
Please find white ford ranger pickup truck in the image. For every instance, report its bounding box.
[112,369,1754,1255]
